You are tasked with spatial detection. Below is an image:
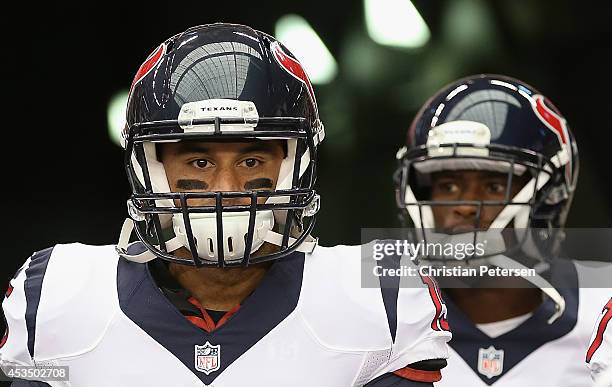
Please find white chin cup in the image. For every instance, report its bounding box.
[172,210,274,262]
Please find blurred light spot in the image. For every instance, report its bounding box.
[275,14,338,84]
[342,32,388,85]
[107,90,129,147]
[442,0,497,53]
[365,0,430,48]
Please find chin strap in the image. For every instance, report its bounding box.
[116,218,318,264]
[115,218,178,263]
[263,230,318,253]
[488,254,566,324]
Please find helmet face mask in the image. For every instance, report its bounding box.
[394,75,579,264]
[122,24,324,267]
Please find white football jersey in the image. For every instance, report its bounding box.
[587,297,612,381]
[434,260,611,387]
[0,243,450,387]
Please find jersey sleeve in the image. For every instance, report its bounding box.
[1,246,56,375]
[362,267,451,385]
[384,276,451,381]
[587,297,612,380]
[0,256,35,369]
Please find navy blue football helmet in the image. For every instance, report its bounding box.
[117,24,324,267]
[394,74,579,259]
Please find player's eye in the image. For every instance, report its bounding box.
[431,179,461,200]
[191,159,213,169]
[239,158,261,168]
[487,182,506,195]
[440,182,459,194]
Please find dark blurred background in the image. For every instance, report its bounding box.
[3,0,612,293]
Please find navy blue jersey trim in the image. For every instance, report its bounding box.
[378,252,400,342]
[117,251,305,385]
[444,258,579,385]
[24,247,54,358]
[126,241,148,255]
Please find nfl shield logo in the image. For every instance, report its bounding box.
[195,342,221,375]
[478,345,504,379]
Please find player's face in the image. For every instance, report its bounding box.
[160,140,286,206]
[430,170,530,232]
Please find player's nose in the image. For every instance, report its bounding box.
[452,203,479,218]
[205,168,251,207]
[450,184,480,224]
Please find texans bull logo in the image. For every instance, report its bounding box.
[130,43,166,94]
[270,41,317,113]
[532,94,573,184]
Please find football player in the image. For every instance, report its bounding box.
[0,24,451,386]
[394,74,611,386]
[587,297,612,384]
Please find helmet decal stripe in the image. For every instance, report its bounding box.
[534,95,568,145]
[270,41,317,108]
[130,43,166,93]
[533,95,572,183]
